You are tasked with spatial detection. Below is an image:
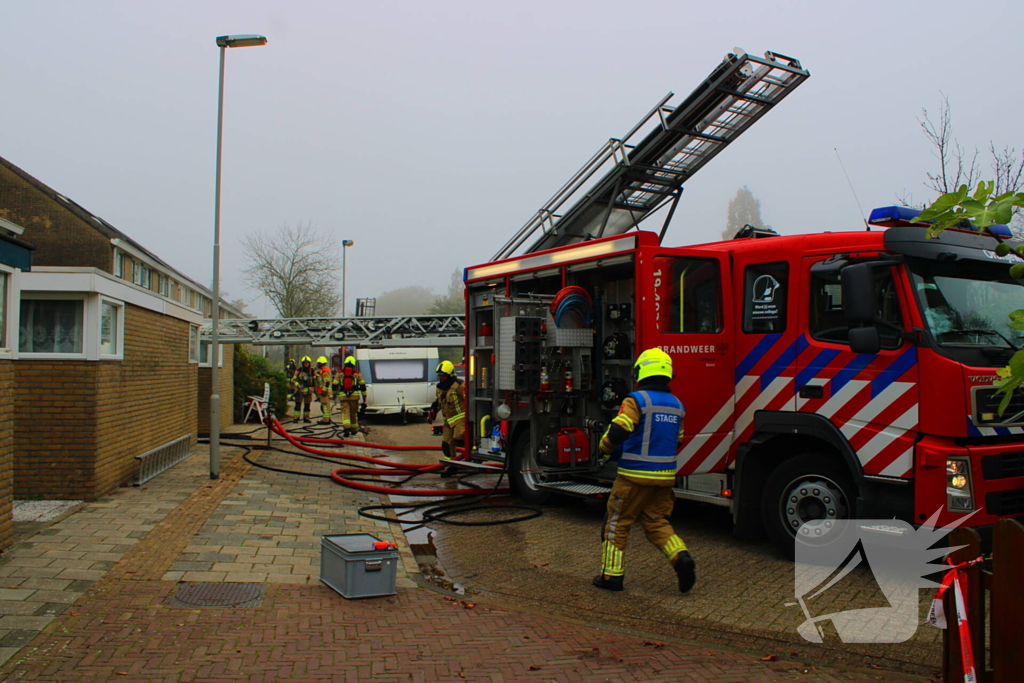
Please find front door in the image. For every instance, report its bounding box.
[644,252,735,475]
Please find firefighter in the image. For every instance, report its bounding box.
[284,359,297,414]
[429,360,465,475]
[592,347,696,594]
[314,356,334,424]
[334,355,367,437]
[291,356,316,423]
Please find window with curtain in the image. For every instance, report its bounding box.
[19,299,84,353]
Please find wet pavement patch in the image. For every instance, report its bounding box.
[167,582,265,608]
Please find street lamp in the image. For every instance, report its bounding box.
[341,239,354,316]
[209,33,267,481]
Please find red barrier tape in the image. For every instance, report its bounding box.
[927,556,983,683]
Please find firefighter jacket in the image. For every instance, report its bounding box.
[433,378,465,428]
[314,366,334,396]
[292,366,316,394]
[600,379,684,486]
[333,365,366,398]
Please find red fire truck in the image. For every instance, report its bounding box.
[458,50,1024,555]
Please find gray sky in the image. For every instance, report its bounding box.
[3,0,1021,316]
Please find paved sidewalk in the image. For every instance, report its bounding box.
[0,424,934,681]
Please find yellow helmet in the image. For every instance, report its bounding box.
[316,356,329,365]
[634,348,673,382]
[300,356,312,364]
[345,355,356,365]
[436,360,455,376]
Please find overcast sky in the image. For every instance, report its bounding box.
[3,0,1021,316]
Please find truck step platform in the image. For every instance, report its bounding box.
[537,481,612,497]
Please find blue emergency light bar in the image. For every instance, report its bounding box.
[868,205,1012,237]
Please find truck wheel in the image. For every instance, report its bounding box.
[510,433,550,504]
[761,454,855,560]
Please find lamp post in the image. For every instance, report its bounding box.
[209,33,267,481]
[341,239,354,316]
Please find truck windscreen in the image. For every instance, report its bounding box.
[908,257,1024,362]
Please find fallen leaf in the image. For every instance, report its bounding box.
[759,654,778,661]
[457,673,465,678]
[69,613,78,617]
[523,636,530,640]
[528,666,541,671]
[116,673,128,676]
[870,664,883,670]
[642,641,665,648]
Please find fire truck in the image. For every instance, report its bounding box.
[459,49,1024,555]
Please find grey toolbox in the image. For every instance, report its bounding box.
[320,533,398,599]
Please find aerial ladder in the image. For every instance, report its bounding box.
[204,48,809,348]
[493,48,809,260]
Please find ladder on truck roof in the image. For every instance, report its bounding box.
[201,314,465,347]
[492,49,809,261]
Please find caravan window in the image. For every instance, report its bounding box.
[368,359,429,383]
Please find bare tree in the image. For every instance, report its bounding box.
[722,186,770,240]
[429,269,464,314]
[899,95,1024,234]
[241,222,343,318]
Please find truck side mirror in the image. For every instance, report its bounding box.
[841,263,877,325]
[848,326,881,354]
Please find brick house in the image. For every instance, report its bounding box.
[0,154,240,506]
[0,215,34,551]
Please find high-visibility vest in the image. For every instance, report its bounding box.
[617,390,684,481]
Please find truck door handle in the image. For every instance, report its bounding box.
[799,385,823,399]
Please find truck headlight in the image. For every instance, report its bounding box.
[946,457,974,511]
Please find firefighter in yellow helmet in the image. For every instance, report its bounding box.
[593,348,695,594]
[429,360,465,476]
[291,356,315,423]
[314,356,334,424]
[334,355,367,436]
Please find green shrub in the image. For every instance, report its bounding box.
[233,346,290,422]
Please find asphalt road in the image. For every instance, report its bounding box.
[363,418,944,681]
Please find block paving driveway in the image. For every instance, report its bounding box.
[0,422,939,682]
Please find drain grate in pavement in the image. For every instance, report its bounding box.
[167,582,265,608]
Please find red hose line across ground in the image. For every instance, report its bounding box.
[269,419,508,497]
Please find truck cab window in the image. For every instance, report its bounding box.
[743,262,788,333]
[654,257,721,334]
[809,266,903,349]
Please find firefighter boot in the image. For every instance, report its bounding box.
[674,551,696,594]
[591,574,624,591]
[439,442,458,478]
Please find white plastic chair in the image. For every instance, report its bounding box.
[243,382,271,423]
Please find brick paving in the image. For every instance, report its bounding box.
[0,422,935,681]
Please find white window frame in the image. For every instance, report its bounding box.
[0,265,16,357]
[18,292,90,360]
[98,297,125,360]
[114,250,125,278]
[199,341,224,368]
[189,324,199,363]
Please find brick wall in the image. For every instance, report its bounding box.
[0,161,113,272]
[13,305,197,500]
[0,359,13,551]
[197,346,234,434]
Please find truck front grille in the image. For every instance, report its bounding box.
[972,386,1024,428]
[985,489,1024,516]
[982,451,1024,480]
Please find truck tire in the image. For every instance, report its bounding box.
[761,453,855,560]
[510,433,550,504]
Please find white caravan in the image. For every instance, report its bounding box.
[356,348,439,422]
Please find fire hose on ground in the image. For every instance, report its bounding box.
[213,418,543,529]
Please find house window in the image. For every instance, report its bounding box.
[189,325,199,362]
[157,273,170,297]
[0,272,8,349]
[132,262,151,288]
[100,300,120,355]
[114,251,125,278]
[199,341,223,367]
[19,299,84,353]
